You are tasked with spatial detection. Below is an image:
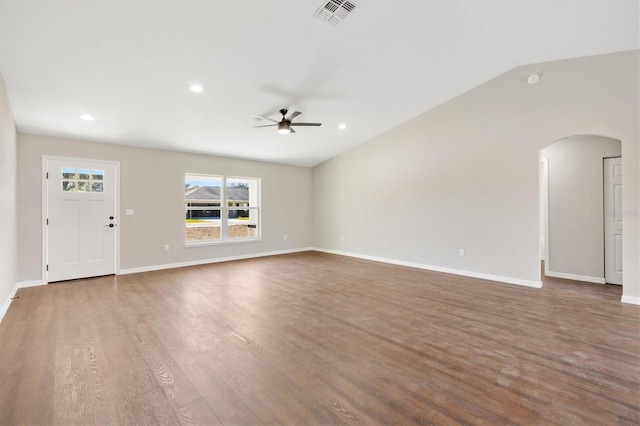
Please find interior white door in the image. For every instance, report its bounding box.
[46,159,117,282]
[603,157,622,285]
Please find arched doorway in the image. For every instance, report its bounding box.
[540,135,622,284]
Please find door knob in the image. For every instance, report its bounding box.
[104,223,115,228]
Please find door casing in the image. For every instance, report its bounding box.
[42,156,121,284]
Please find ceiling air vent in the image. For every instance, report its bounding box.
[314,0,358,26]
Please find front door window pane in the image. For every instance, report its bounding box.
[61,167,105,192]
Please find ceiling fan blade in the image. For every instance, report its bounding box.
[287,111,302,121]
[251,114,279,123]
[253,124,278,128]
[290,122,322,126]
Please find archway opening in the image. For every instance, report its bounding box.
[539,134,622,286]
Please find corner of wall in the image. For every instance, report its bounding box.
[0,71,18,322]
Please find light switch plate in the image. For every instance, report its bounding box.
[125,209,134,216]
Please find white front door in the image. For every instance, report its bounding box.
[45,158,118,282]
[603,157,622,285]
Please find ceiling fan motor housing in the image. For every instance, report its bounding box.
[253,108,320,134]
[278,121,291,134]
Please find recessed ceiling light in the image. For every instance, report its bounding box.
[338,123,347,130]
[79,114,95,121]
[190,83,204,93]
[527,73,540,84]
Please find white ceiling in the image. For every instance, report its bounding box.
[0,1,638,167]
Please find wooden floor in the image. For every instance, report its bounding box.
[1,252,638,425]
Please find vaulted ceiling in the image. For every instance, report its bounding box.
[0,1,638,166]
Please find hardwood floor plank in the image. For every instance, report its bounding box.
[8,366,55,425]
[0,287,56,378]
[103,357,174,424]
[150,321,248,422]
[0,251,638,425]
[221,407,263,426]
[197,350,306,425]
[0,369,20,424]
[127,322,204,423]
[130,387,181,425]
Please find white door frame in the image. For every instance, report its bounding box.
[42,156,121,284]
[603,156,623,285]
[542,157,550,279]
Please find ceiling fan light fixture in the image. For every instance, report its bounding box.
[278,121,292,134]
[253,108,321,134]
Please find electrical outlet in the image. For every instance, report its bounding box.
[284,235,288,240]
[341,236,345,242]
[459,249,465,257]
[164,244,170,252]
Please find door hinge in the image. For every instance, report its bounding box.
[46,172,49,179]
[46,218,49,225]
[46,265,49,271]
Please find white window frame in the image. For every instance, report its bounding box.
[185,174,261,246]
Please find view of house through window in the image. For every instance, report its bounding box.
[185,174,260,244]
[62,167,104,192]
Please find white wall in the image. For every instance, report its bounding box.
[541,135,621,282]
[0,72,17,317]
[8,51,640,305]
[312,50,640,300]
[17,134,313,282]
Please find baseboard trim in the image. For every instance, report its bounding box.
[621,295,640,305]
[0,280,46,323]
[313,248,542,289]
[17,280,45,289]
[0,292,13,324]
[118,247,314,275]
[546,271,606,284]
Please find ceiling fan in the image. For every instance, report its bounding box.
[253,109,321,134]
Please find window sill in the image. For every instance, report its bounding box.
[185,237,262,248]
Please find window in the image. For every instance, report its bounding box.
[62,167,104,192]
[185,174,260,245]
